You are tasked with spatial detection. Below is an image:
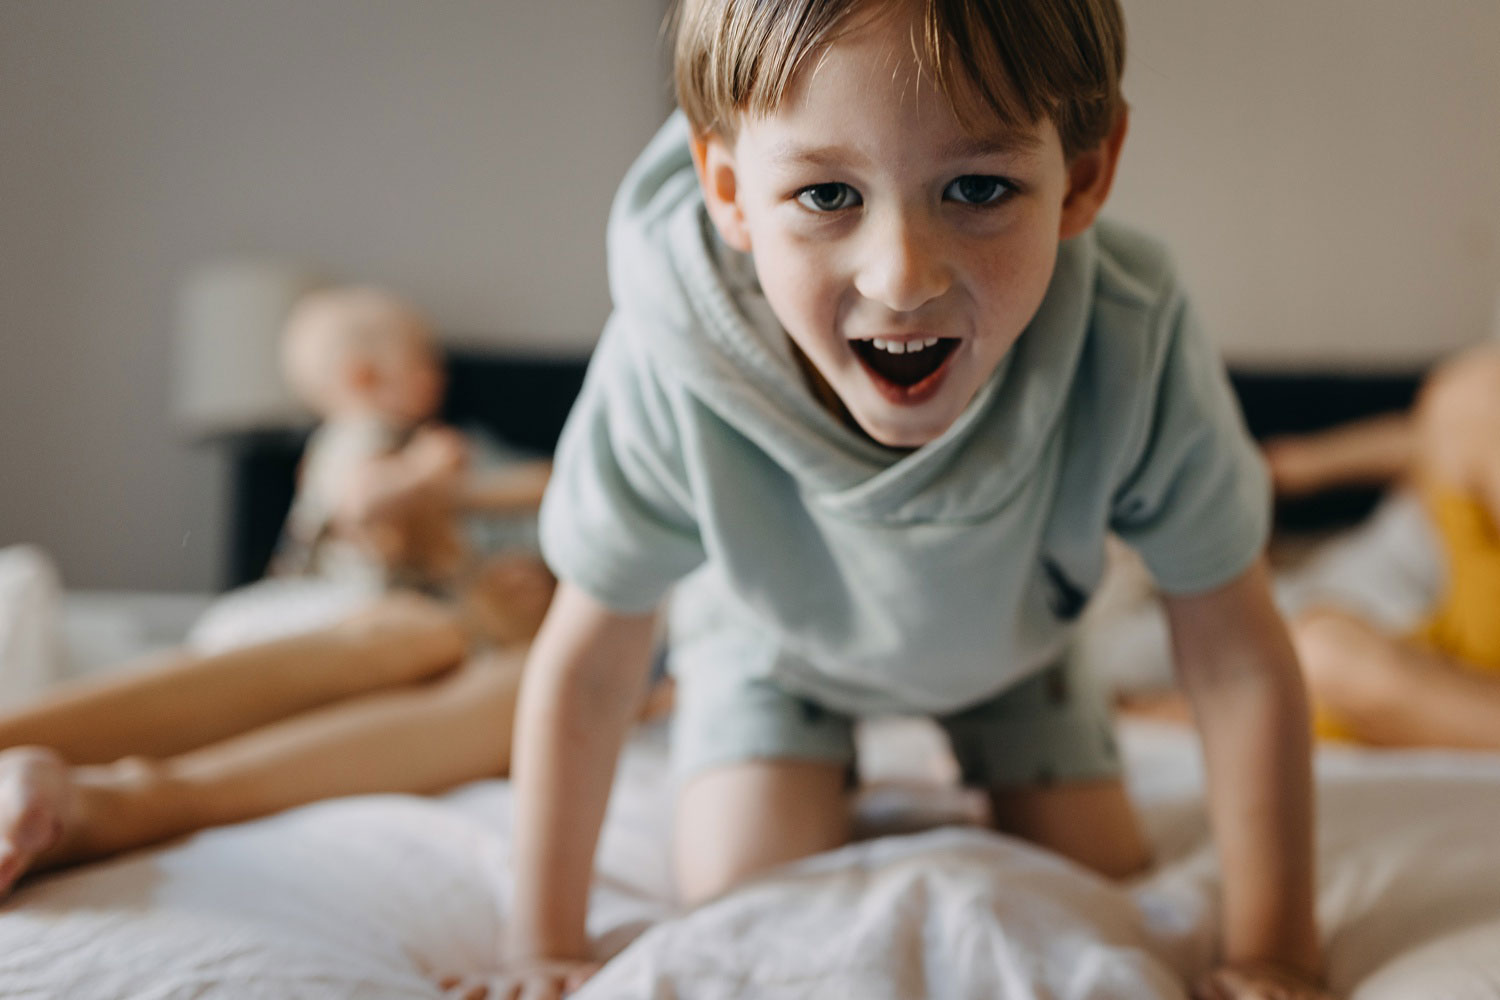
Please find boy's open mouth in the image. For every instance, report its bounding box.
[850,336,959,397]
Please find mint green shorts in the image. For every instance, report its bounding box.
[671,653,1122,789]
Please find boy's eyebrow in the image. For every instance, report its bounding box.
[767,130,1041,170]
[938,130,1043,160]
[767,142,869,169]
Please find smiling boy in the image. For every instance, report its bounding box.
[499,1,1326,997]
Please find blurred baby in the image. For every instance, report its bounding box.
[277,286,554,645]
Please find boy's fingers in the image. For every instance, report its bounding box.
[518,980,561,1000]
[1195,966,1334,1000]
[436,976,498,1000]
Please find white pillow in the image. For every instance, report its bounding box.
[580,827,1189,1000]
[0,545,63,707]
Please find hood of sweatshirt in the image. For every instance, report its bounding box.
[604,112,1096,525]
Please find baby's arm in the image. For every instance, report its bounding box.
[1161,559,1329,997]
[338,425,468,527]
[505,582,659,989]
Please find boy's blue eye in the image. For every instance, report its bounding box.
[945,175,1012,206]
[796,182,861,212]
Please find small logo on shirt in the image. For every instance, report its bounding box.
[1041,556,1088,621]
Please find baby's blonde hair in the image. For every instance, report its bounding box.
[280,286,433,413]
[671,0,1125,160]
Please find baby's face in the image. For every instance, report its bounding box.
[373,331,444,426]
[701,8,1084,448]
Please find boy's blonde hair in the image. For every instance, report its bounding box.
[672,0,1125,161]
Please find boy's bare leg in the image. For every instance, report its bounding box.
[988,778,1152,880]
[0,647,523,897]
[1294,607,1500,749]
[0,592,467,765]
[673,759,850,905]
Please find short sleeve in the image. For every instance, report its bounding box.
[538,316,706,613]
[1109,294,1271,595]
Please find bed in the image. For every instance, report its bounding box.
[7,700,1500,998]
[10,358,1498,999]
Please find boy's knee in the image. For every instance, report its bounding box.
[674,848,758,907]
[672,759,850,905]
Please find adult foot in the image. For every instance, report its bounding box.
[0,746,73,898]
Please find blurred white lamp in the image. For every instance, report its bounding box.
[173,259,321,436]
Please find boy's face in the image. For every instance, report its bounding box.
[694,8,1122,448]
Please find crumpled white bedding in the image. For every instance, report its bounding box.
[7,719,1500,999]
[5,500,1498,999]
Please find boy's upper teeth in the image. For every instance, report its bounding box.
[868,337,940,355]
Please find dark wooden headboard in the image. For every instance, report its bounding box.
[222,352,1425,589]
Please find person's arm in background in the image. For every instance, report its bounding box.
[1412,346,1500,524]
[1163,559,1332,1000]
[1261,412,1415,499]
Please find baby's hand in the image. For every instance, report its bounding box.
[438,958,599,1000]
[407,425,469,479]
[1193,962,1336,1000]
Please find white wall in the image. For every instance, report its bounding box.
[0,0,671,590]
[1112,0,1500,368]
[2,1,1498,590]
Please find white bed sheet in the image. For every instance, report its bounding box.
[6,719,1500,999]
[5,508,1498,999]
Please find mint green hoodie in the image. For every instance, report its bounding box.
[539,114,1268,715]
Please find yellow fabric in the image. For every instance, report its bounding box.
[1412,488,1500,671]
[1312,705,1359,743]
[1314,487,1500,742]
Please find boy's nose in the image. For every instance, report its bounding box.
[853,213,951,314]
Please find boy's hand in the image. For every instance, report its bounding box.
[437,958,599,1000]
[1193,962,1337,1000]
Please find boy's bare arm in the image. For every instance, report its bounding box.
[508,582,659,964]
[1161,560,1325,989]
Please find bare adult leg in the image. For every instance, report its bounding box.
[0,646,522,896]
[673,758,851,905]
[988,778,1152,880]
[0,592,467,764]
[1294,607,1500,749]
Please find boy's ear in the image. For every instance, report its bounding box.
[1059,108,1129,241]
[691,134,753,252]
